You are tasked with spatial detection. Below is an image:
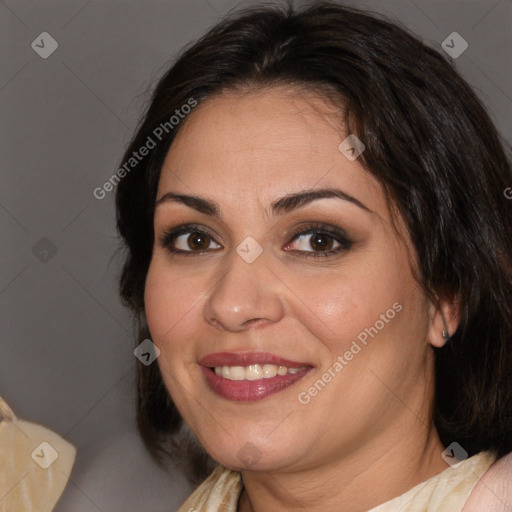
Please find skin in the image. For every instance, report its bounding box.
[144,86,459,512]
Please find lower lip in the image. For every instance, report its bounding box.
[201,366,312,402]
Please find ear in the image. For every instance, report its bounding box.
[427,294,460,348]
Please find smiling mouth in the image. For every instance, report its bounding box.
[201,363,312,401]
[198,352,313,401]
[211,364,309,380]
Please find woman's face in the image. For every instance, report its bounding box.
[145,87,440,472]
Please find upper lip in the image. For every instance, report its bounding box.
[199,351,312,368]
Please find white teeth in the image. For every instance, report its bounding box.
[246,364,263,381]
[213,364,306,381]
[262,364,278,378]
[229,366,245,381]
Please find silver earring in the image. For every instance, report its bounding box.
[442,331,450,342]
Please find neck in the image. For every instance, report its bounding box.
[238,420,446,512]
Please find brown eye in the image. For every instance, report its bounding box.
[160,225,222,253]
[284,223,353,259]
[289,232,340,253]
[187,232,211,251]
[309,233,335,251]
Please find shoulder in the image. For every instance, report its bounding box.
[0,398,76,512]
[462,451,512,512]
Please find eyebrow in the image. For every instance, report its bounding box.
[155,187,372,218]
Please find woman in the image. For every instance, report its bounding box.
[115,2,512,511]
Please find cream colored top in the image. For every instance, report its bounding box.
[177,451,496,512]
[0,397,76,512]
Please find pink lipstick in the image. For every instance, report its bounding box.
[199,352,313,402]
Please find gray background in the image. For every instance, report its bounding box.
[1,0,510,511]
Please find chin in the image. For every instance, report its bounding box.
[200,431,302,473]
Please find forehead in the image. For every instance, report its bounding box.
[168,87,344,158]
[157,87,385,216]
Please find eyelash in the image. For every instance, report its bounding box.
[158,222,353,259]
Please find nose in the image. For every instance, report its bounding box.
[203,247,285,332]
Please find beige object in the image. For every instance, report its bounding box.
[177,451,498,512]
[462,451,512,512]
[0,397,76,512]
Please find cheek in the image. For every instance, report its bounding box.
[301,255,426,368]
[144,261,198,352]
[296,261,401,349]
[144,262,202,406]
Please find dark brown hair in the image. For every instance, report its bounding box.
[115,0,512,484]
